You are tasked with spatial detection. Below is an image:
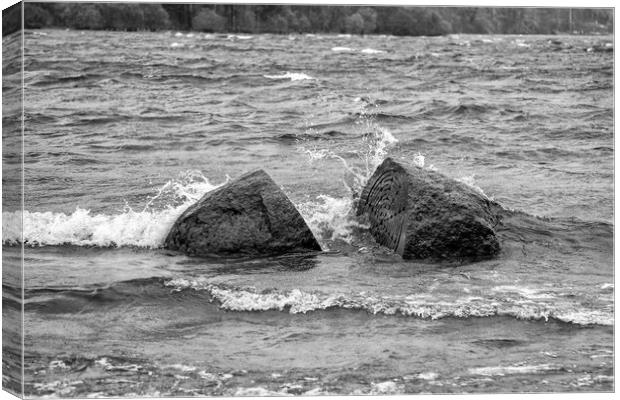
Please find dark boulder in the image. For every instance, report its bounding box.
[164,170,321,257]
[357,158,501,262]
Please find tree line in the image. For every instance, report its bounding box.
[3,3,613,37]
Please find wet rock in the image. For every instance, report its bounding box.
[164,170,321,257]
[357,158,501,262]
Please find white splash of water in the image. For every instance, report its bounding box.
[296,195,367,244]
[413,152,425,167]
[331,46,355,52]
[361,48,385,54]
[228,34,253,40]
[293,106,399,243]
[456,174,491,199]
[2,170,224,247]
[264,72,315,81]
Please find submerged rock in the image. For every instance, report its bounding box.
[164,170,321,257]
[357,158,501,262]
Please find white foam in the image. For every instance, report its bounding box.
[468,364,557,376]
[164,279,613,326]
[491,285,556,300]
[417,372,439,380]
[264,72,315,81]
[198,371,218,381]
[302,388,330,396]
[167,364,197,372]
[370,381,402,394]
[49,360,70,370]
[361,48,385,54]
[297,195,366,244]
[413,153,426,168]
[170,42,183,48]
[234,387,289,396]
[95,357,142,372]
[3,171,223,248]
[331,46,355,52]
[228,34,252,40]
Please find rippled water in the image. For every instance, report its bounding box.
[2,29,614,396]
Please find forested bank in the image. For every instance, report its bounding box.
[3,3,613,37]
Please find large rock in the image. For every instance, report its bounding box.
[357,158,501,261]
[164,170,321,257]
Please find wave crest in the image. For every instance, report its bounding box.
[164,278,613,326]
[2,170,224,247]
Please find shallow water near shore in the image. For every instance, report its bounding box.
[2,29,614,396]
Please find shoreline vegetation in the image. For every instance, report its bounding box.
[3,3,613,37]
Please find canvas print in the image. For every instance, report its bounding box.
[2,2,614,397]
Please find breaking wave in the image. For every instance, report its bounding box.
[165,278,613,326]
[264,72,315,81]
[2,170,225,248]
[3,108,401,249]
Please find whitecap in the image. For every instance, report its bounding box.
[468,364,557,376]
[163,279,614,326]
[228,34,252,40]
[264,72,315,81]
[234,387,289,396]
[167,364,197,372]
[170,42,183,48]
[417,372,439,380]
[331,46,355,52]
[361,48,385,54]
[2,171,224,248]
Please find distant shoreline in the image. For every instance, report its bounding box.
[4,3,613,37]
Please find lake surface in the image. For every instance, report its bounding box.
[2,29,614,396]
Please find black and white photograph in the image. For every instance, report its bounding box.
[1,1,615,397]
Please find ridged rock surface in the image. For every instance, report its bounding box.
[357,158,501,261]
[164,170,321,257]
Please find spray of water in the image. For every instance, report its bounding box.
[294,99,398,244]
[2,171,226,247]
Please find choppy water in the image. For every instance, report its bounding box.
[2,29,614,396]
